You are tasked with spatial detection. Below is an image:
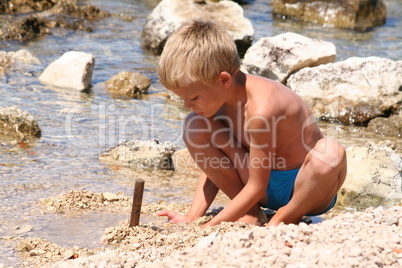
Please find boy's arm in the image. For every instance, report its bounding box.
[203,115,272,227]
[158,170,219,222]
[186,170,219,221]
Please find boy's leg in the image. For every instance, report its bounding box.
[184,113,266,225]
[266,137,347,226]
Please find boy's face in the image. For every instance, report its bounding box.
[174,80,228,118]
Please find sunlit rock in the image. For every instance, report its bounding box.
[272,0,387,31]
[39,51,95,90]
[142,0,254,56]
[367,114,402,137]
[99,139,176,170]
[339,142,402,209]
[0,106,41,140]
[243,32,336,84]
[105,71,151,98]
[287,57,402,124]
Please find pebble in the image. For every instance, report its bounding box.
[14,225,33,234]
[16,240,33,252]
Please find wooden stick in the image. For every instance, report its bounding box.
[129,179,145,227]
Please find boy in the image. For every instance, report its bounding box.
[157,20,347,227]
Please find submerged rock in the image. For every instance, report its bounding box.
[288,57,402,124]
[0,49,41,73]
[105,71,151,98]
[1,14,49,42]
[99,139,176,170]
[339,142,402,209]
[0,1,109,41]
[39,51,95,90]
[0,0,57,14]
[272,0,387,31]
[243,32,336,84]
[44,1,109,21]
[142,0,254,56]
[0,106,41,140]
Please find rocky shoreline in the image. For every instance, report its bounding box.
[7,189,402,267]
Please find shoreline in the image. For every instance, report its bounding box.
[7,190,402,267]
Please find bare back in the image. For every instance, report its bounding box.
[219,74,323,171]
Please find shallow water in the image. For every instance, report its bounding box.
[0,0,401,266]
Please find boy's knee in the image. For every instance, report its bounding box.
[310,138,346,171]
[183,113,213,149]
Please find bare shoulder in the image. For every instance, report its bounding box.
[245,74,298,117]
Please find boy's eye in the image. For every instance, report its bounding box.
[189,96,198,101]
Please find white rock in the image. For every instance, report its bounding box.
[62,249,75,259]
[341,142,402,208]
[98,139,176,170]
[29,249,46,256]
[142,0,254,55]
[243,32,336,83]
[39,51,95,90]
[287,56,402,103]
[102,192,119,202]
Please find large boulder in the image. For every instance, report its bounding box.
[39,51,95,90]
[243,32,336,84]
[272,0,387,31]
[105,71,151,98]
[142,0,254,56]
[98,139,176,170]
[338,142,402,209]
[287,57,402,124]
[0,106,41,140]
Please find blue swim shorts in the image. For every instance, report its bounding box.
[264,168,337,216]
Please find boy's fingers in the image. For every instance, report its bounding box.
[158,210,176,219]
[157,209,166,216]
[157,209,170,216]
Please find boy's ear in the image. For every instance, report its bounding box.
[218,71,232,88]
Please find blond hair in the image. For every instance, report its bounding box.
[158,20,240,90]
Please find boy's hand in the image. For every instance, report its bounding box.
[157,209,190,223]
